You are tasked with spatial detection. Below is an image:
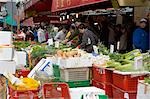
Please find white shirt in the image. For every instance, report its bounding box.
[54,30,66,42]
[37,28,46,43]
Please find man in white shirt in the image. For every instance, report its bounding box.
[37,27,46,43]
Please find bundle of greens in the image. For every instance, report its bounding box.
[13,41,31,51]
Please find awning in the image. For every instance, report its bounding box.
[117,0,150,7]
[24,0,52,18]
[51,0,108,12]
[0,15,17,26]
[21,17,34,26]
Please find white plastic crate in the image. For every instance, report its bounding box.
[137,80,150,99]
[0,45,14,61]
[0,31,12,45]
[60,67,90,82]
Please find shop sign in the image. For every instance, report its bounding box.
[25,0,40,10]
[52,0,108,12]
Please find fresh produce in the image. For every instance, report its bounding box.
[123,49,141,60]
[144,77,150,84]
[13,41,31,51]
[106,60,121,68]
[56,49,81,58]
[115,63,134,72]
[98,43,109,55]
[12,78,39,90]
[109,53,124,62]
[31,45,48,59]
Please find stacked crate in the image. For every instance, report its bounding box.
[53,58,92,88]
[92,65,149,99]
[0,31,16,74]
[92,65,113,98]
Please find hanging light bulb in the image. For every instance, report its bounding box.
[67,15,69,19]
[60,17,62,21]
[62,16,65,20]
[76,13,79,18]
[72,19,74,22]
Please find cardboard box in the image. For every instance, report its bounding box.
[0,46,14,61]
[0,61,16,74]
[0,31,12,45]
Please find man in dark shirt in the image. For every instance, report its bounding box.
[78,24,98,53]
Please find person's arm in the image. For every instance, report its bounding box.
[80,33,88,49]
[54,32,61,41]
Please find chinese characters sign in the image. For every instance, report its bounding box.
[52,0,107,12]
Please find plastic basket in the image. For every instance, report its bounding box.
[53,64,60,78]
[9,91,35,99]
[60,67,89,82]
[63,80,90,88]
[8,83,39,99]
[112,85,137,99]
[105,68,113,83]
[42,83,71,99]
[92,79,106,90]
[113,72,145,91]
[92,66,106,83]
[105,83,113,98]
[16,69,30,77]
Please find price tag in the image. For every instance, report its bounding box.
[134,56,143,70]
[110,45,114,53]
[48,39,53,46]
[55,41,59,48]
[93,45,98,54]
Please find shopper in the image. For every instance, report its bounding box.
[54,26,68,42]
[25,27,34,41]
[78,24,98,53]
[37,26,46,43]
[33,27,38,42]
[108,23,116,49]
[119,25,128,53]
[133,18,149,52]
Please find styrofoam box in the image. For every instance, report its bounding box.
[0,46,14,61]
[57,57,92,69]
[0,61,16,74]
[28,59,53,78]
[57,57,80,68]
[46,56,57,64]
[137,80,150,99]
[0,31,12,45]
[69,86,105,99]
[14,51,27,66]
[79,57,93,67]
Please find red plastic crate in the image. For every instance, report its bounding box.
[112,85,137,99]
[92,66,106,83]
[105,83,113,98]
[16,69,30,77]
[8,86,39,99]
[113,72,145,91]
[105,69,113,84]
[92,79,106,90]
[42,83,71,99]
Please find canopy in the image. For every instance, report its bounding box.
[0,15,17,26]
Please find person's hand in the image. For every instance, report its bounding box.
[62,39,68,44]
